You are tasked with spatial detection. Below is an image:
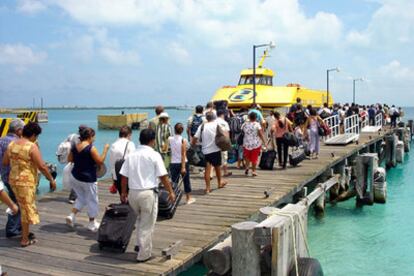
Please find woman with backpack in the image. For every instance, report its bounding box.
[271,112,293,169]
[303,108,325,159]
[242,112,267,176]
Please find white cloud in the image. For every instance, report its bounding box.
[346,0,414,48]
[42,0,343,48]
[17,0,47,14]
[167,42,190,65]
[99,47,139,65]
[380,60,414,80]
[70,28,140,65]
[0,43,47,72]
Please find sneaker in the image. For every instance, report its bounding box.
[68,199,75,204]
[87,220,100,232]
[186,198,196,205]
[66,214,76,229]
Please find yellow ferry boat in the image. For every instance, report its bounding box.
[211,51,333,111]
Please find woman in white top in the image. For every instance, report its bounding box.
[168,123,195,204]
[242,112,267,176]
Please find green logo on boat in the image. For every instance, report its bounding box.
[228,89,255,102]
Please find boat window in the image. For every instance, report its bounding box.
[238,75,272,85]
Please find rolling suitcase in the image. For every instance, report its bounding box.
[97,203,136,252]
[289,148,306,167]
[259,150,277,170]
[158,179,183,219]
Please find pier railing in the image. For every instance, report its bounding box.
[323,115,340,141]
[345,114,360,135]
[375,113,383,128]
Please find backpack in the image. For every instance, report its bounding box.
[115,142,129,186]
[294,111,306,126]
[229,116,244,144]
[319,110,330,119]
[190,115,203,136]
[56,140,72,164]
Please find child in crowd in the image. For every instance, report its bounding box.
[168,123,195,204]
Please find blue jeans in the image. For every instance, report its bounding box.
[169,163,191,194]
[4,181,22,237]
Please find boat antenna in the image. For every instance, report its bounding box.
[257,49,271,68]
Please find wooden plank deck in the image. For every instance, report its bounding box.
[0,132,386,276]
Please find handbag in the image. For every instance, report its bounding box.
[283,132,298,147]
[215,125,232,151]
[62,162,74,190]
[289,147,306,167]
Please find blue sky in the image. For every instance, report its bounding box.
[0,0,413,107]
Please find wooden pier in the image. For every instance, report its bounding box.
[0,131,390,275]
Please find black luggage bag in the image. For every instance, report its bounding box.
[158,180,183,219]
[97,203,136,252]
[259,150,277,170]
[289,148,306,167]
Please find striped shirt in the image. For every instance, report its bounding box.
[155,123,173,154]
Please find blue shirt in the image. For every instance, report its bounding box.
[0,133,18,183]
[248,109,264,122]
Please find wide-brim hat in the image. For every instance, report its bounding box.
[159,112,169,118]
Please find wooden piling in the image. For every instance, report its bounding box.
[355,153,378,206]
[203,237,232,275]
[232,221,260,276]
[385,134,397,169]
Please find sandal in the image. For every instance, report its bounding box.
[252,172,258,177]
[218,181,228,189]
[21,239,37,247]
[28,232,36,240]
[224,172,233,177]
[245,169,249,176]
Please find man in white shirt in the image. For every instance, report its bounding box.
[120,129,175,262]
[216,109,231,177]
[192,112,227,194]
[109,126,136,195]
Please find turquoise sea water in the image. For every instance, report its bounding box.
[308,107,414,276]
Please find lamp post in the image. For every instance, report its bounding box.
[253,41,275,105]
[352,78,364,104]
[326,67,340,107]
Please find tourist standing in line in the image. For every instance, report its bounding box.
[204,102,217,116]
[265,110,276,150]
[66,127,109,232]
[120,129,175,262]
[389,105,398,128]
[368,105,376,126]
[3,122,57,247]
[169,123,195,204]
[272,112,293,169]
[249,104,266,128]
[216,109,232,177]
[192,112,227,193]
[242,112,267,176]
[303,108,324,159]
[187,105,206,140]
[148,105,164,130]
[155,112,173,169]
[0,119,25,238]
[0,179,18,216]
[109,126,136,195]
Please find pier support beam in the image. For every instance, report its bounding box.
[355,153,378,206]
[396,140,405,163]
[385,134,397,169]
[232,221,260,276]
[408,120,413,140]
[203,237,232,275]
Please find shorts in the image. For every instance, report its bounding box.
[243,147,261,165]
[204,151,222,167]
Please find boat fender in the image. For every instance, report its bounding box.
[289,257,324,276]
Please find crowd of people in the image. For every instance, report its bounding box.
[0,99,404,262]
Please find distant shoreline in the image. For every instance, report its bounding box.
[0,106,194,112]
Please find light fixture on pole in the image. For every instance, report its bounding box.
[326,67,340,107]
[253,41,276,105]
[352,78,364,104]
